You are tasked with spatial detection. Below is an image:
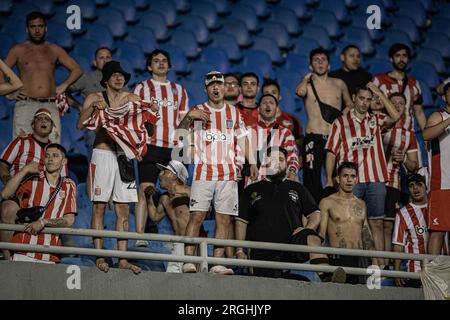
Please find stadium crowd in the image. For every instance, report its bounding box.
[0,9,449,287]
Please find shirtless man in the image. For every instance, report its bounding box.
[144,160,190,273]
[296,48,353,203]
[3,11,82,142]
[319,162,376,284]
[77,61,156,274]
[0,58,22,96]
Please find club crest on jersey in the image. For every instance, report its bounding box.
[289,190,299,202]
[95,187,101,196]
[226,119,233,129]
[58,191,66,199]
[368,117,377,129]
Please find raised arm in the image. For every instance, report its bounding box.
[367,83,401,127]
[0,58,22,95]
[422,111,450,141]
[77,93,106,129]
[0,162,39,199]
[148,194,167,223]
[295,73,312,98]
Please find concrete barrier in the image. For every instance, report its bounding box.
[0,261,423,300]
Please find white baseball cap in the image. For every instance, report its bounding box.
[204,71,224,86]
[156,160,189,184]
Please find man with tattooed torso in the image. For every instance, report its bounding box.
[319,162,375,284]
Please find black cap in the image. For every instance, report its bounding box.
[100,60,131,88]
[407,173,425,185]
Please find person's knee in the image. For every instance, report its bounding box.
[92,203,106,216]
[215,213,232,226]
[189,212,206,226]
[115,203,130,217]
[369,219,384,230]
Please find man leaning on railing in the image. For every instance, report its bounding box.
[0,144,77,264]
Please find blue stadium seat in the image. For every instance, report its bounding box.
[417,48,446,74]
[134,0,149,9]
[200,47,230,73]
[430,18,450,38]
[169,29,200,59]
[423,32,450,59]
[343,27,375,55]
[276,70,303,93]
[436,3,450,19]
[231,63,264,85]
[229,4,260,33]
[84,24,114,50]
[222,19,252,48]
[374,44,391,60]
[2,18,27,44]
[311,10,343,39]
[302,25,333,51]
[137,12,169,42]
[381,30,413,54]
[55,67,69,85]
[285,54,310,75]
[318,0,350,24]
[0,0,12,14]
[125,26,157,55]
[110,0,138,23]
[97,8,127,38]
[173,0,190,12]
[345,0,358,9]
[25,0,54,16]
[279,89,297,114]
[178,15,210,45]
[180,80,206,106]
[409,62,440,88]
[211,33,242,61]
[396,0,427,28]
[419,0,438,13]
[95,0,110,5]
[241,0,269,18]
[252,36,283,65]
[382,0,398,11]
[420,83,434,108]
[391,16,421,43]
[9,2,38,20]
[242,50,275,79]
[71,0,97,20]
[189,62,215,81]
[261,21,292,50]
[270,7,300,35]
[190,1,221,30]
[148,0,179,27]
[0,120,12,151]
[293,37,321,56]
[350,15,384,42]
[72,55,92,73]
[72,39,98,61]
[366,58,391,74]
[279,0,310,20]
[116,42,146,72]
[46,22,74,50]
[159,44,190,74]
[0,34,15,59]
[202,0,231,15]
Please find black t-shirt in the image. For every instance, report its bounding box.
[238,179,318,244]
[329,67,372,97]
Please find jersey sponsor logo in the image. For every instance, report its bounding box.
[250,192,261,205]
[204,131,228,142]
[150,97,176,109]
[351,135,375,150]
[415,225,426,235]
[289,190,299,203]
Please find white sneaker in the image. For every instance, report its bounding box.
[209,265,234,275]
[135,240,149,247]
[166,261,183,273]
[182,263,197,273]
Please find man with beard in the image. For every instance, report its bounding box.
[223,73,241,106]
[295,48,353,203]
[0,108,55,260]
[235,147,345,282]
[329,45,372,97]
[236,72,259,126]
[319,162,374,284]
[2,11,82,143]
[372,43,426,132]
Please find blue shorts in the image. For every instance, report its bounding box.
[354,182,386,219]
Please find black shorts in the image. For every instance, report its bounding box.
[329,254,369,285]
[291,228,324,263]
[385,186,401,220]
[138,144,172,184]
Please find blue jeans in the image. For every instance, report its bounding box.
[353,182,386,219]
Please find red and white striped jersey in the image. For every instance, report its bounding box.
[236,102,259,126]
[326,110,388,183]
[12,173,77,263]
[133,79,189,148]
[429,109,450,191]
[372,73,422,131]
[383,127,418,189]
[83,100,159,159]
[245,120,300,173]
[0,134,50,176]
[191,103,248,181]
[392,203,428,272]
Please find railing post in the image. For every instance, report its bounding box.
[199,240,208,273]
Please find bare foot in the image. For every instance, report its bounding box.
[119,260,142,275]
[96,258,109,273]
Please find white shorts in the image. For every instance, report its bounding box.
[190,180,238,216]
[89,149,138,203]
[12,254,55,264]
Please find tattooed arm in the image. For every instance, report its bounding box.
[42,214,75,228]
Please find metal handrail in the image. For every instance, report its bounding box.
[0,223,437,280]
